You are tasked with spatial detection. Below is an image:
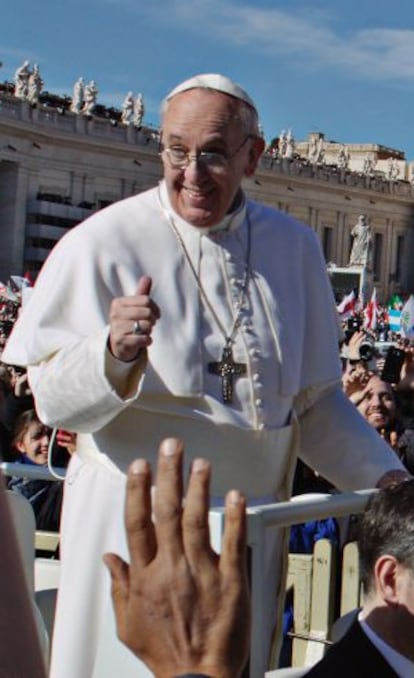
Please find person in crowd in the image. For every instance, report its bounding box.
[7,409,73,531]
[2,73,409,677]
[352,375,399,442]
[306,479,414,676]
[394,344,414,474]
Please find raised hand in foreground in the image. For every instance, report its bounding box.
[104,438,250,678]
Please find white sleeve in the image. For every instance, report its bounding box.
[298,384,405,490]
[28,327,146,432]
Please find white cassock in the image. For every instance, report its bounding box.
[3,180,403,677]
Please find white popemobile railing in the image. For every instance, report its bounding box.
[2,462,375,677]
[208,489,375,678]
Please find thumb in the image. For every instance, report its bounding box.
[135,275,152,296]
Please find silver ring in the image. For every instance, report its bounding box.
[132,320,144,335]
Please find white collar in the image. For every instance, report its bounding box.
[359,616,414,677]
[157,180,247,235]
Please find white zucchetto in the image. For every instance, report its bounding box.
[164,73,258,113]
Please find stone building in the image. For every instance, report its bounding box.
[1,88,414,302]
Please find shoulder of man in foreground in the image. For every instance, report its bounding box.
[304,619,398,677]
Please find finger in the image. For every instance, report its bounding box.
[220,490,248,580]
[124,459,156,569]
[182,458,214,567]
[154,438,184,559]
[135,275,152,296]
[103,553,129,634]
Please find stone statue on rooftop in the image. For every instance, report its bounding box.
[277,130,287,158]
[308,134,324,165]
[70,77,84,114]
[133,93,144,128]
[362,154,376,177]
[82,80,98,116]
[27,64,43,106]
[387,157,400,182]
[337,144,350,170]
[14,60,30,99]
[121,91,135,125]
[284,129,295,159]
[349,214,373,268]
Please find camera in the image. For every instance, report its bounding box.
[344,317,362,344]
[344,316,375,362]
[358,334,375,362]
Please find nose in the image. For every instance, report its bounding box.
[183,155,208,182]
[370,393,382,408]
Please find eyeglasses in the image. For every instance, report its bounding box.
[162,134,254,172]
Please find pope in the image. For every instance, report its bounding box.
[3,73,408,677]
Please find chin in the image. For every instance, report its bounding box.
[179,206,220,229]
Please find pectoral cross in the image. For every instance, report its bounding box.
[208,342,247,404]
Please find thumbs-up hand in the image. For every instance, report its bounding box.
[108,276,161,362]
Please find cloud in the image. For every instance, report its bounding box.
[105,0,414,81]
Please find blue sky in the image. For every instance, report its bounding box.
[3,1,414,158]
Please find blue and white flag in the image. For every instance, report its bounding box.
[388,309,401,332]
[400,295,414,339]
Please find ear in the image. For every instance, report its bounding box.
[375,555,399,604]
[15,441,26,454]
[244,136,265,177]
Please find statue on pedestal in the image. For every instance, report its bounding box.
[14,60,30,99]
[278,129,287,158]
[133,93,144,128]
[349,214,373,268]
[387,157,400,182]
[362,154,376,177]
[308,135,324,165]
[70,77,84,114]
[284,129,295,159]
[82,80,98,116]
[121,91,134,125]
[337,144,350,170]
[27,64,43,106]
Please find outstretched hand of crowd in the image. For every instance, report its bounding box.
[342,361,373,403]
[104,438,251,678]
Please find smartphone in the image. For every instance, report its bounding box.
[380,346,405,383]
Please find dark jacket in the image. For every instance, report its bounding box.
[305,620,399,677]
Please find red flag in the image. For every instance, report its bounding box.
[337,290,356,318]
[363,287,378,330]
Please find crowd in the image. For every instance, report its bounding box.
[0,277,75,532]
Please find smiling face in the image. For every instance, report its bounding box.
[357,376,396,431]
[161,89,264,228]
[16,421,50,465]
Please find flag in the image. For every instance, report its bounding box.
[337,290,356,319]
[400,295,414,339]
[363,287,378,330]
[388,309,401,332]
